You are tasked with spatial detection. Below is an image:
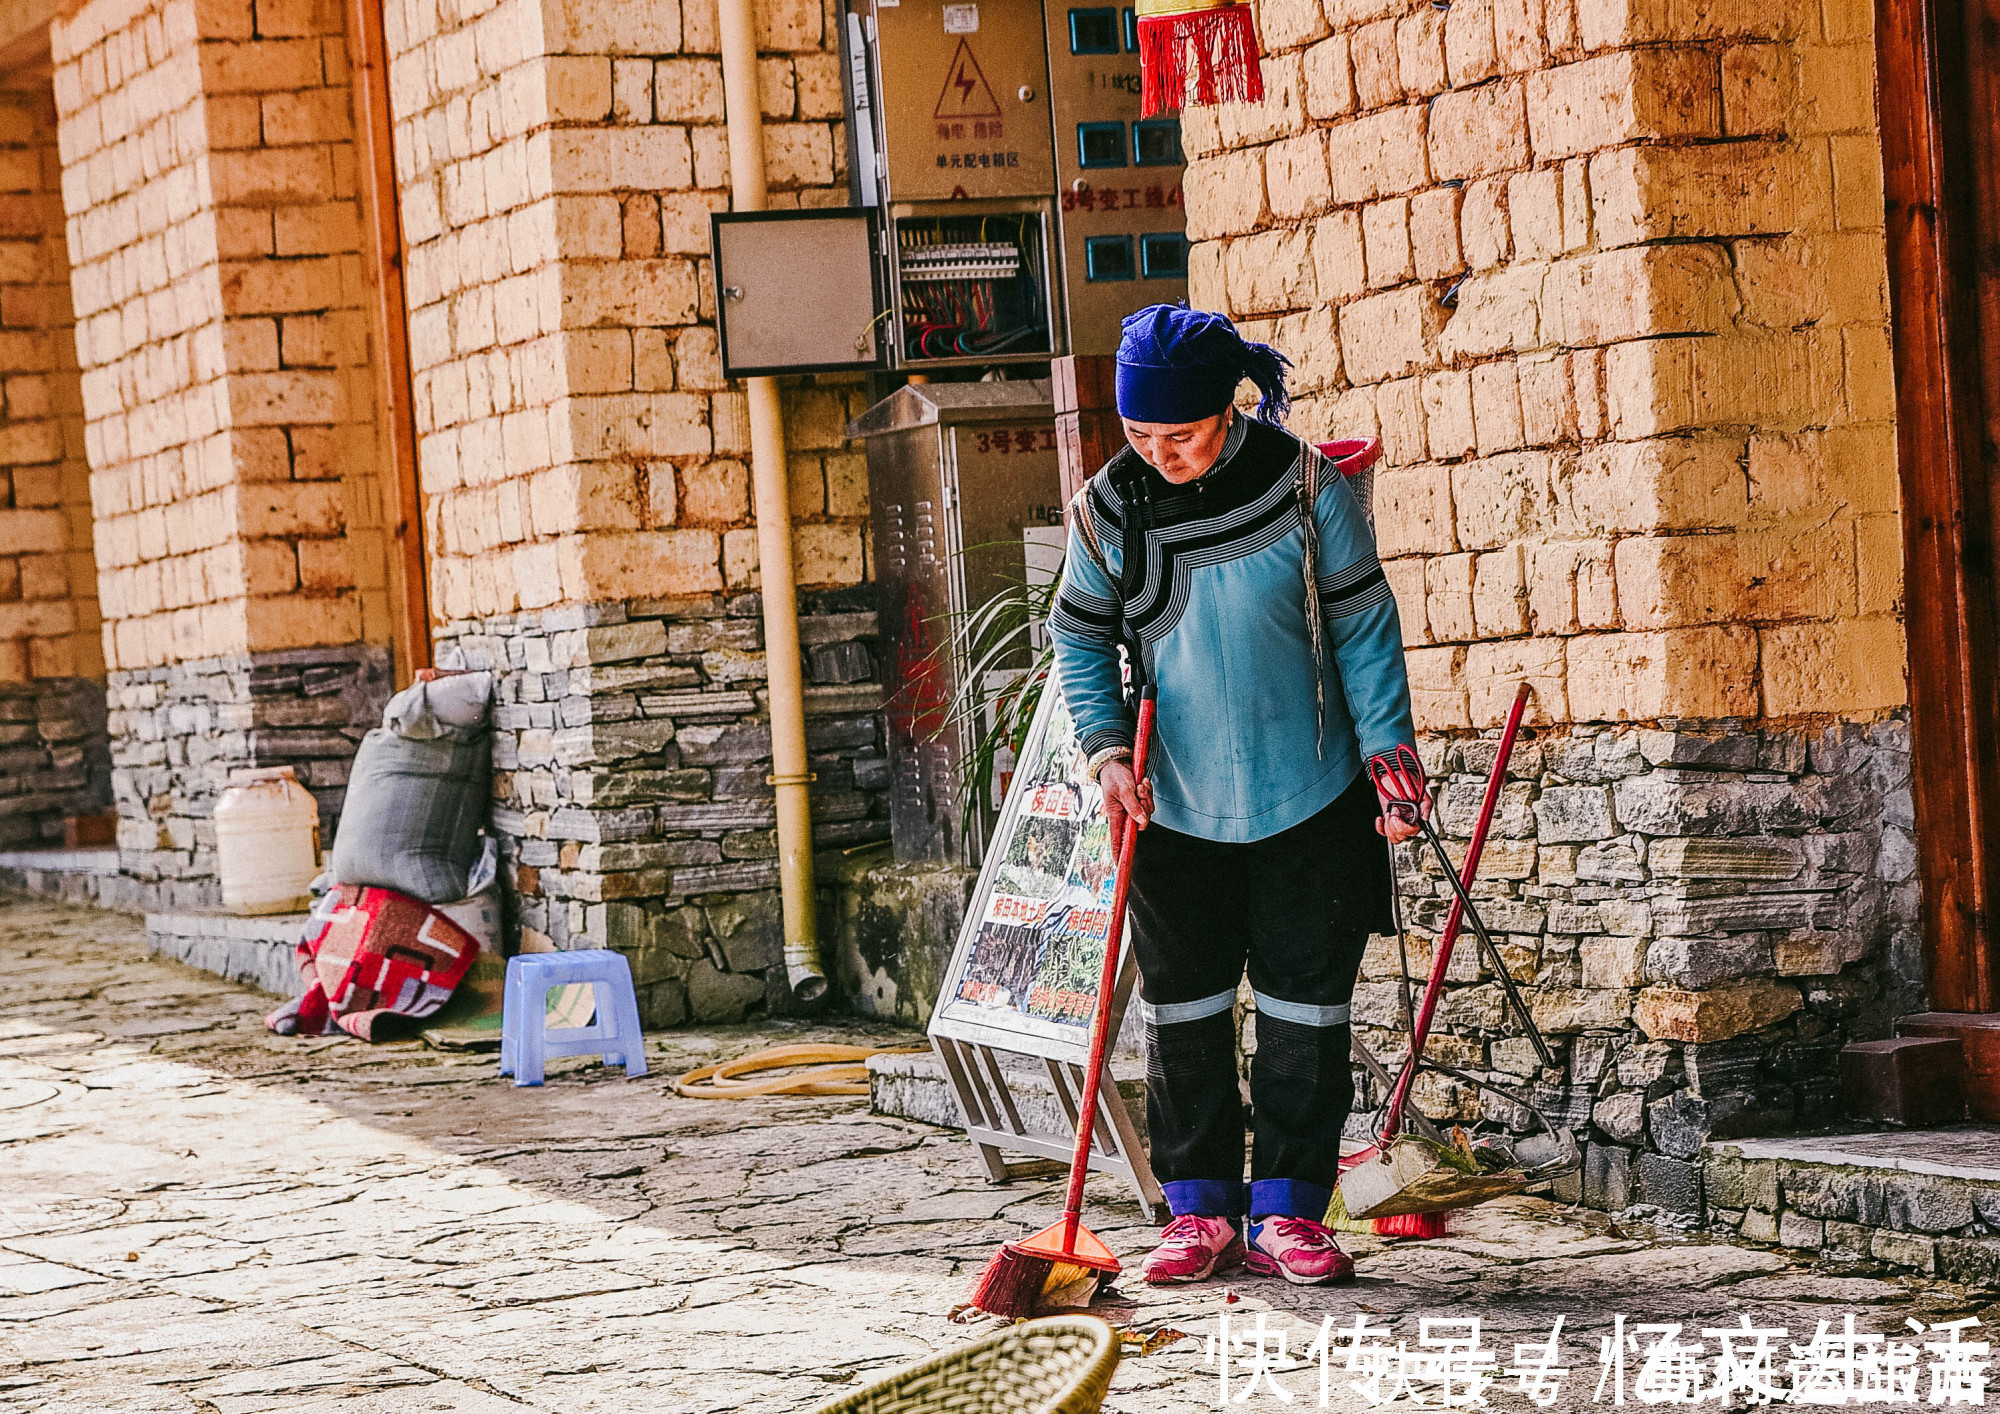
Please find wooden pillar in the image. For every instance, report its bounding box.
[1052,355,1121,503]
[348,0,432,683]
[1875,0,2000,1010]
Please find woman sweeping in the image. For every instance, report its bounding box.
[1048,305,1430,1287]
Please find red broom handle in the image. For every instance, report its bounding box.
[1382,681,1531,1141]
[1060,687,1158,1250]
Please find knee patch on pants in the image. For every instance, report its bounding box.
[1145,1008,1236,1083]
[1252,1008,1352,1085]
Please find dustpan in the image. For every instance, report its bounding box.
[1339,1095,1581,1220]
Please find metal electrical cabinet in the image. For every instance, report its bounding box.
[709,0,1192,374]
[710,210,883,378]
[701,0,1192,867]
[847,382,1064,864]
[839,0,1188,367]
[1041,3,1190,347]
[848,0,1063,369]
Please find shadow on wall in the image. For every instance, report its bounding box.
[0,677,112,848]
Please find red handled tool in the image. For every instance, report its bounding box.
[1330,683,1575,1227]
[1378,681,1534,1142]
[965,686,1158,1317]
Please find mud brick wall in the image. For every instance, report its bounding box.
[0,89,113,848]
[436,588,889,1027]
[1182,0,1901,722]
[1,88,104,689]
[382,0,865,621]
[47,0,416,889]
[107,645,390,909]
[51,0,393,671]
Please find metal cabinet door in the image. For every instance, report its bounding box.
[711,210,883,377]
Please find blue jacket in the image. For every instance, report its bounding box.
[1048,418,1416,844]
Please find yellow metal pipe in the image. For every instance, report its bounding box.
[717,0,825,1000]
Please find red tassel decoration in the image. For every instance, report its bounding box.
[1137,3,1264,117]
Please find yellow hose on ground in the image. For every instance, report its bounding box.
[671,1043,926,1099]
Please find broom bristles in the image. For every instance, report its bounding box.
[1044,1259,1097,1290]
[1325,1186,1449,1239]
[1373,1210,1446,1239]
[1323,1185,1374,1234]
[966,1244,1055,1319]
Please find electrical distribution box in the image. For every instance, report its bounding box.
[707,1,1190,370]
[847,381,1065,864]
[1041,2,1190,347]
[711,210,883,378]
[852,0,1063,369]
[841,0,1189,367]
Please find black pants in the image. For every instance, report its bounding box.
[1129,771,1392,1222]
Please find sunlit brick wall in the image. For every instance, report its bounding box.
[50,0,389,673]
[1183,0,1902,730]
[1185,0,1919,1185]
[0,87,101,686]
[382,0,869,623]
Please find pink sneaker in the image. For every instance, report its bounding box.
[1245,1215,1356,1286]
[1139,1214,1245,1285]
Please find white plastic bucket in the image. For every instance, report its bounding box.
[216,766,321,915]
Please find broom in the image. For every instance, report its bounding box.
[965,686,1158,1319]
[1375,681,1538,1134]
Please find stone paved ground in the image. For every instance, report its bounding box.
[1,895,1994,1414]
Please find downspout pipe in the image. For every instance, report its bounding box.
[716,0,826,1002]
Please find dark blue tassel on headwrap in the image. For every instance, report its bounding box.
[1114,304,1292,425]
[1237,336,1292,426]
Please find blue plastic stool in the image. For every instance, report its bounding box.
[499,949,648,1087]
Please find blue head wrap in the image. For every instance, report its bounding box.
[1113,305,1292,426]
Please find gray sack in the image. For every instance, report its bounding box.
[329,672,494,904]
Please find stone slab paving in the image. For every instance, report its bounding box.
[1731,1131,2000,1183]
[1,896,1994,1414]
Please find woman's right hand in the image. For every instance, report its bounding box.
[1099,760,1153,842]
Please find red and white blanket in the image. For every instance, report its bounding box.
[266,884,480,1041]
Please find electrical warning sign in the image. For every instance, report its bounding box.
[872,0,1052,201]
[934,39,1002,119]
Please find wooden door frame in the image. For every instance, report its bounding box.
[347,0,432,683]
[1876,0,2000,1011]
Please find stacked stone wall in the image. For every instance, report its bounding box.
[0,679,112,848]
[1185,0,1914,1195]
[437,588,888,1024]
[107,644,390,907]
[1344,717,1922,1217]
[1707,1141,2000,1280]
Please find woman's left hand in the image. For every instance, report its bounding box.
[1368,745,1431,843]
[1375,792,1429,843]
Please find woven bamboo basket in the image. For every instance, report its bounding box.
[806,1315,1121,1414]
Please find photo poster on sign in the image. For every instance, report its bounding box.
[929,680,1129,1065]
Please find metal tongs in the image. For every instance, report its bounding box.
[1338,683,1581,1220]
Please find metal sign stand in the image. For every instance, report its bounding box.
[931,949,1167,1220]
